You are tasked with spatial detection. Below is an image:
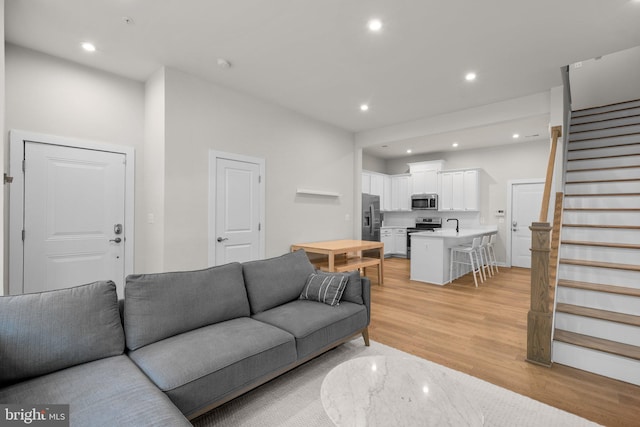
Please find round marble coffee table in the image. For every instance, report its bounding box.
[321,356,484,426]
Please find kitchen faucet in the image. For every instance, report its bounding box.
[447,218,459,233]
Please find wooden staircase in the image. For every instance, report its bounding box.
[552,99,640,386]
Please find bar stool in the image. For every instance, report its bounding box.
[487,233,499,273]
[479,235,492,279]
[449,237,483,287]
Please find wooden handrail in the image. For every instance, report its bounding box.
[539,126,562,222]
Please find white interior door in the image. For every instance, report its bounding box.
[511,182,544,268]
[23,142,126,294]
[210,154,264,265]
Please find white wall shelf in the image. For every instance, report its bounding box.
[296,188,341,197]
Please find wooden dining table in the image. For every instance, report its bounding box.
[291,239,384,285]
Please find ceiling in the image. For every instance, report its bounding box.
[5,0,640,157]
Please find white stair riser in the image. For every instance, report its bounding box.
[555,314,640,346]
[571,106,640,125]
[552,341,640,386]
[568,133,640,151]
[556,285,640,315]
[560,245,640,265]
[571,115,640,133]
[567,144,640,159]
[567,154,640,170]
[562,226,640,244]
[566,167,640,182]
[563,195,640,209]
[569,124,640,142]
[564,181,640,195]
[562,209,640,225]
[572,100,640,118]
[558,264,640,288]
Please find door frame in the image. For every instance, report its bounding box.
[9,130,135,295]
[506,178,544,268]
[208,150,265,266]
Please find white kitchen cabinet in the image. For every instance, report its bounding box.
[362,172,371,194]
[439,169,479,211]
[391,174,411,211]
[381,229,393,256]
[382,175,392,211]
[409,160,444,195]
[370,173,384,197]
[393,228,407,256]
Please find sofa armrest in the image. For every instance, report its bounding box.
[361,276,371,325]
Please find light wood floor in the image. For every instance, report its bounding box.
[366,258,640,427]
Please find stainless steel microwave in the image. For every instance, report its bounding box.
[411,194,438,210]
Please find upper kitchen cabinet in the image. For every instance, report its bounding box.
[408,160,444,195]
[362,170,390,210]
[391,174,411,211]
[439,168,479,211]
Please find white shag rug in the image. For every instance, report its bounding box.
[191,339,600,427]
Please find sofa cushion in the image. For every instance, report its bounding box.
[242,250,315,314]
[334,270,364,305]
[127,317,296,417]
[252,299,368,359]
[124,262,249,351]
[0,281,124,386]
[299,271,347,306]
[0,355,191,426]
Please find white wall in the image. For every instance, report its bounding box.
[382,139,549,263]
[1,0,6,295]
[161,68,355,271]
[4,44,147,272]
[570,45,640,111]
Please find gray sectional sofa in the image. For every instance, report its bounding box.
[0,249,370,426]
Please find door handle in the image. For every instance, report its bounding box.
[217,237,228,242]
[109,237,122,243]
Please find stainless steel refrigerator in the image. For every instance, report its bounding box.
[362,193,381,241]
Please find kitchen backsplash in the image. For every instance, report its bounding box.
[382,210,482,229]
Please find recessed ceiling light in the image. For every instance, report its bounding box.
[452,142,459,148]
[465,72,476,81]
[512,133,520,139]
[406,149,412,154]
[367,19,383,32]
[81,42,96,52]
[360,104,369,112]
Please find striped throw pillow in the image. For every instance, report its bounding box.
[299,272,348,306]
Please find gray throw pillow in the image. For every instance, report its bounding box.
[341,270,364,305]
[0,281,124,386]
[299,272,348,306]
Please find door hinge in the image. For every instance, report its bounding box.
[22,160,26,172]
[22,230,25,241]
[258,175,262,184]
[258,223,261,231]
[4,173,14,184]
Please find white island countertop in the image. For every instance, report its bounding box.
[410,226,497,285]
[411,226,498,239]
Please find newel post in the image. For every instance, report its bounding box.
[526,221,553,367]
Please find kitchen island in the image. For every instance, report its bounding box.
[410,227,498,285]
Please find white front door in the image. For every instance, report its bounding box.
[511,182,544,268]
[209,153,265,266]
[22,142,127,293]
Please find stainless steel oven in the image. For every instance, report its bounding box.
[407,217,442,259]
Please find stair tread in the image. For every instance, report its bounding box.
[557,279,640,297]
[572,100,640,118]
[563,207,640,211]
[569,123,640,137]
[559,258,640,272]
[561,240,640,250]
[554,329,640,361]
[562,224,640,230]
[566,178,640,184]
[556,303,640,327]
[568,153,640,161]
[564,193,640,197]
